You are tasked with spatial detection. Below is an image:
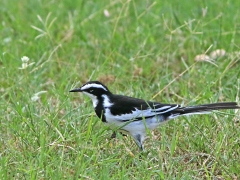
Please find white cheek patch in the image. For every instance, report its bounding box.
[81,84,107,91]
[83,92,98,108]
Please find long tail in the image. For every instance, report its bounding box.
[175,102,240,116]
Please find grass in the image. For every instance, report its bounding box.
[1,0,240,179]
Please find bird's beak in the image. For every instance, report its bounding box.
[69,88,82,92]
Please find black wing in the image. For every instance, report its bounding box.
[108,95,180,121]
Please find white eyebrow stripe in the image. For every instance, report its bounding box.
[81,84,107,91]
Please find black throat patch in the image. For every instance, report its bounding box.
[94,97,107,122]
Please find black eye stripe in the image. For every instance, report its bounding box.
[87,87,106,93]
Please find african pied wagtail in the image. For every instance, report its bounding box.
[70,81,240,150]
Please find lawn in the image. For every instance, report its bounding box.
[1,0,240,179]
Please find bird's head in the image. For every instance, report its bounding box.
[69,81,111,106]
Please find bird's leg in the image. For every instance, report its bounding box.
[132,134,145,151]
[111,131,127,139]
[110,131,117,139]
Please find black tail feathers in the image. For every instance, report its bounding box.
[175,102,240,115]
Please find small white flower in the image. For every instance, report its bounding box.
[19,56,35,69]
[21,56,30,63]
[31,91,47,102]
[104,9,110,17]
[21,63,28,69]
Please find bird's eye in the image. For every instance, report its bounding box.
[90,89,94,93]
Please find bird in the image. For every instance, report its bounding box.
[69,81,240,150]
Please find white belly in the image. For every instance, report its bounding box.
[106,115,167,134]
